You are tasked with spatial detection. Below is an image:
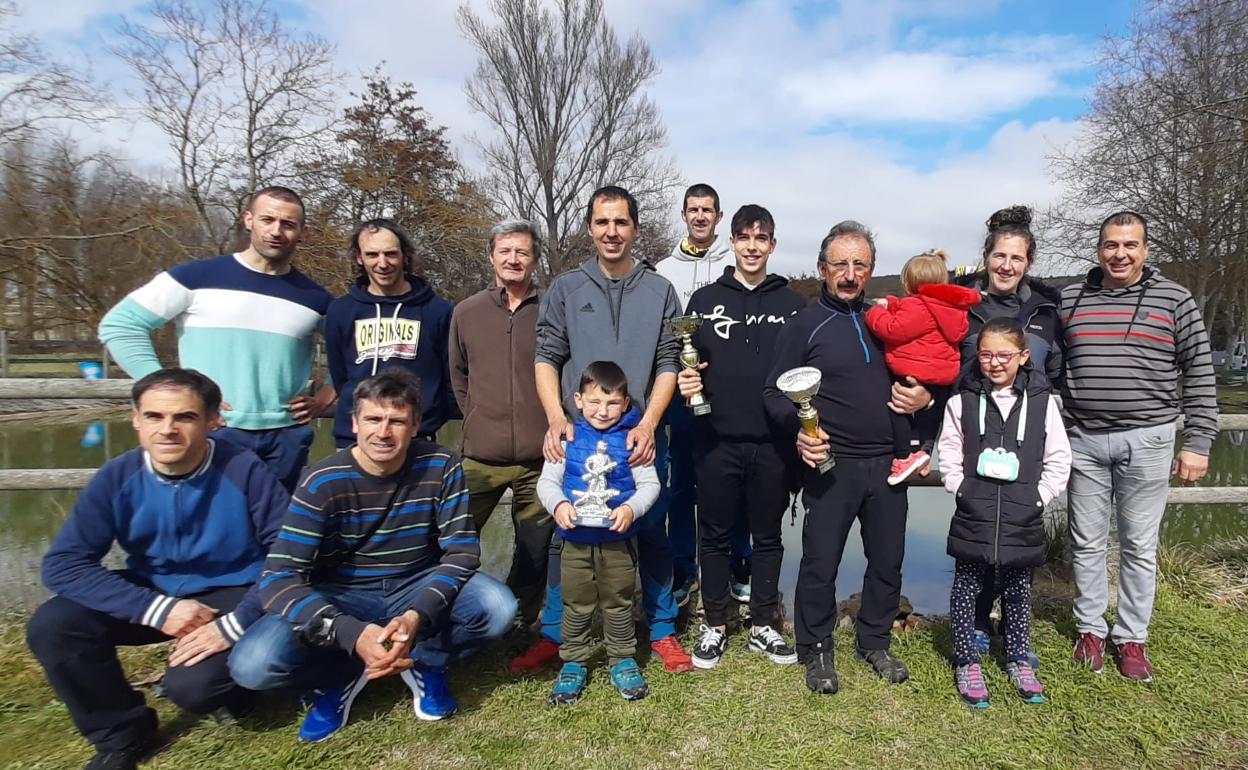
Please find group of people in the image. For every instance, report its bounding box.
[22,181,1218,770]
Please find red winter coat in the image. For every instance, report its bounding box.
[864,283,981,385]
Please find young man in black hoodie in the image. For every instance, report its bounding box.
[677,205,805,669]
[762,220,932,695]
[325,219,458,448]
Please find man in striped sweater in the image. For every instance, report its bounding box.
[229,370,517,742]
[1061,210,1218,683]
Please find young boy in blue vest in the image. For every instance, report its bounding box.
[537,361,660,704]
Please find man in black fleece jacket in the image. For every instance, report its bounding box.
[762,220,932,695]
[677,205,806,670]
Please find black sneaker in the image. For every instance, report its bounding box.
[84,733,158,770]
[691,624,728,670]
[747,625,798,665]
[856,647,909,684]
[803,649,839,694]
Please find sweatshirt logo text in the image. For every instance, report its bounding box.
[354,318,421,364]
[699,305,789,340]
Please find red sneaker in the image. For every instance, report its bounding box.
[1072,632,1105,674]
[887,451,930,486]
[651,635,694,673]
[1117,642,1153,683]
[508,639,560,673]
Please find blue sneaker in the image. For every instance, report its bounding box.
[548,662,589,706]
[298,671,369,742]
[730,581,751,604]
[672,575,698,608]
[400,663,457,721]
[609,658,649,701]
[974,630,991,656]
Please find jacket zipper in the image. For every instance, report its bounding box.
[507,306,516,459]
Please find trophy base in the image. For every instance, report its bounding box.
[816,454,836,474]
[574,514,611,528]
[692,402,711,416]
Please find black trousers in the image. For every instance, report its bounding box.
[26,585,252,752]
[887,377,943,459]
[794,455,908,655]
[695,440,789,629]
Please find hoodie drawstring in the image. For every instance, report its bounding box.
[370,302,404,376]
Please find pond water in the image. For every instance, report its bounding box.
[2,419,1246,617]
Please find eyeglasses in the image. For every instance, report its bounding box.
[821,259,872,274]
[977,350,1024,364]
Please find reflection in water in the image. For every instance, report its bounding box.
[1,421,1246,615]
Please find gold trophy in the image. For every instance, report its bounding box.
[667,315,712,416]
[776,366,835,473]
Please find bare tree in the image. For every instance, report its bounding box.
[1048,0,1248,348]
[458,0,679,276]
[0,136,197,338]
[0,1,107,146]
[114,0,338,250]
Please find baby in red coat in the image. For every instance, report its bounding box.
[865,249,981,485]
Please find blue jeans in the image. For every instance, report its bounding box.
[539,430,679,642]
[229,572,516,691]
[213,424,315,493]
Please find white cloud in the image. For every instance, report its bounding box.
[677,118,1083,278]
[782,50,1065,124]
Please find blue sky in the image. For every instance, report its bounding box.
[12,0,1134,276]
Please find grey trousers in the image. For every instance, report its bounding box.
[1067,421,1175,644]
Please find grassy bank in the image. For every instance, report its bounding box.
[2,542,1247,770]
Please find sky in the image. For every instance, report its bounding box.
[11,0,1136,277]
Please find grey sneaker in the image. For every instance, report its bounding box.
[856,647,909,684]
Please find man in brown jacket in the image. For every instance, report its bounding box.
[449,219,551,635]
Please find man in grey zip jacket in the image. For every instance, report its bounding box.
[524,185,694,673]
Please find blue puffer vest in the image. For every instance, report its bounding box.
[560,405,641,544]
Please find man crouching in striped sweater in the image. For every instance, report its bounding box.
[230,369,517,742]
[1062,210,1218,684]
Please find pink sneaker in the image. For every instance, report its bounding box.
[1006,661,1045,703]
[954,662,990,709]
[887,451,930,486]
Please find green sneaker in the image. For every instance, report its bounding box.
[609,658,649,701]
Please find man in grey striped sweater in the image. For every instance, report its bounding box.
[1061,211,1218,683]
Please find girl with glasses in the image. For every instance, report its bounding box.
[936,317,1071,708]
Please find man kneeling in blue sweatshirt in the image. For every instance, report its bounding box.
[27,368,289,770]
[540,361,660,705]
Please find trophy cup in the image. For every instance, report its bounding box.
[570,441,620,528]
[667,315,711,416]
[776,366,835,473]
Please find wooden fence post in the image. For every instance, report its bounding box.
[0,328,8,378]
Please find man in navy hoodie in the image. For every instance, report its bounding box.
[677,204,806,670]
[325,218,457,448]
[763,220,932,695]
[26,368,288,770]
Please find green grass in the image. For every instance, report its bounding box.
[3,550,1248,770]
